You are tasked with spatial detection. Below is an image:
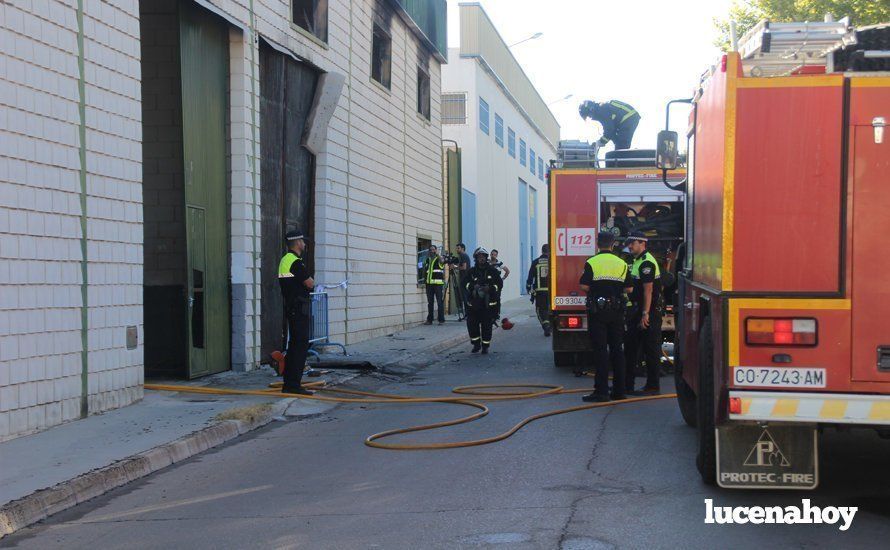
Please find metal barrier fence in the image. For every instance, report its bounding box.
[308,291,346,356]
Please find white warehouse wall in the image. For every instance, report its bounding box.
[442,48,555,301]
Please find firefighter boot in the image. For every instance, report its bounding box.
[471,341,482,353]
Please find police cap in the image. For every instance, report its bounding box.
[625,230,648,243]
[285,230,311,242]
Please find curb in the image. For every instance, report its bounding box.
[0,400,289,539]
[378,331,468,374]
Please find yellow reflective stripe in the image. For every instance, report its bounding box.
[610,100,638,123]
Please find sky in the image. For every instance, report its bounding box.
[445,0,734,149]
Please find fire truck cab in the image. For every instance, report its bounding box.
[657,20,890,489]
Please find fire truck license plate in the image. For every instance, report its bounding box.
[554,296,585,306]
[732,367,826,389]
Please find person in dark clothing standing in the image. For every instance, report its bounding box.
[579,233,630,402]
[624,230,663,396]
[456,243,471,307]
[526,243,551,336]
[277,230,316,395]
[465,247,502,354]
[579,99,641,150]
[422,244,446,325]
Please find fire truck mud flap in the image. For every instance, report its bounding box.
[716,424,818,490]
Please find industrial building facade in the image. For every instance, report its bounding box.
[0,0,447,440]
[441,3,558,301]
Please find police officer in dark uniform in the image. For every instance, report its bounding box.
[526,243,551,336]
[579,99,641,150]
[579,232,630,402]
[624,230,663,396]
[277,230,315,395]
[465,247,502,354]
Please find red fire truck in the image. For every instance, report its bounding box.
[548,155,686,370]
[655,20,890,489]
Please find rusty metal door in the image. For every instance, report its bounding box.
[259,43,318,360]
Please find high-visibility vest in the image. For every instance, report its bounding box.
[425,257,445,285]
[609,100,639,124]
[630,251,661,280]
[534,257,549,292]
[586,252,628,283]
[278,252,299,278]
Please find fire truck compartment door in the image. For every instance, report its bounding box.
[851,116,890,383]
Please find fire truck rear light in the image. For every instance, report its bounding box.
[745,318,817,346]
[720,54,728,72]
[567,316,581,329]
[729,397,742,414]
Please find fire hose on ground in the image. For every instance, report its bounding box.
[144,381,677,451]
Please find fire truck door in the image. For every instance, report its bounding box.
[851,121,890,382]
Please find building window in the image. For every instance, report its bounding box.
[538,157,544,180]
[494,114,504,147]
[507,128,515,157]
[519,139,526,166]
[529,149,536,174]
[479,97,489,135]
[371,23,392,89]
[442,93,467,124]
[292,0,328,42]
[417,64,431,120]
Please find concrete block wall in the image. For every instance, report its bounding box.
[0,0,142,440]
[226,0,445,348]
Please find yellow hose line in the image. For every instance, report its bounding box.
[144,382,676,451]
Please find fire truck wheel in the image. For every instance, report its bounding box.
[553,352,575,368]
[695,315,717,485]
[674,358,697,428]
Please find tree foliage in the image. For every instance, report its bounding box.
[714,0,890,50]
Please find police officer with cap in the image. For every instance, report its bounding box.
[465,247,502,354]
[277,230,315,395]
[624,230,663,395]
[579,232,630,402]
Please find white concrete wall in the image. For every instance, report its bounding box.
[0,0,143,441]
[245,0,445,345]
[442,50,555,301]
[0,0,445,440]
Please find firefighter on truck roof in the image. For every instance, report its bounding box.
[578,100,640,150]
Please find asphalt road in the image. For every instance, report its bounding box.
[5,309,890,549]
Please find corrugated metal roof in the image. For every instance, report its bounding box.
[458,3,560,150]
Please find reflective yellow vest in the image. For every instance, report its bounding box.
[586,252,629,282]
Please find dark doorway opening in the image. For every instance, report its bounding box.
[259,42,319,362]
[141,0,231,379]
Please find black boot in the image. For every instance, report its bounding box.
[481,344,490,355]
[471,341,481,353]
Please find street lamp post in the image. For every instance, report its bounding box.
[548,94,573,106]
[508,32,543,48]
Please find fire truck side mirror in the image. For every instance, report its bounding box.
[656,130,679,170]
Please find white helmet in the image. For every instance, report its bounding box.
[473,246,489,258]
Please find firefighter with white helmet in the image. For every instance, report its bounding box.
[465,247,503,354]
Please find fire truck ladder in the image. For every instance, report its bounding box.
[737,18,857,77]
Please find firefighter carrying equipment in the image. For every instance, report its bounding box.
[145,381,675,451]
[423,254,445,285]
